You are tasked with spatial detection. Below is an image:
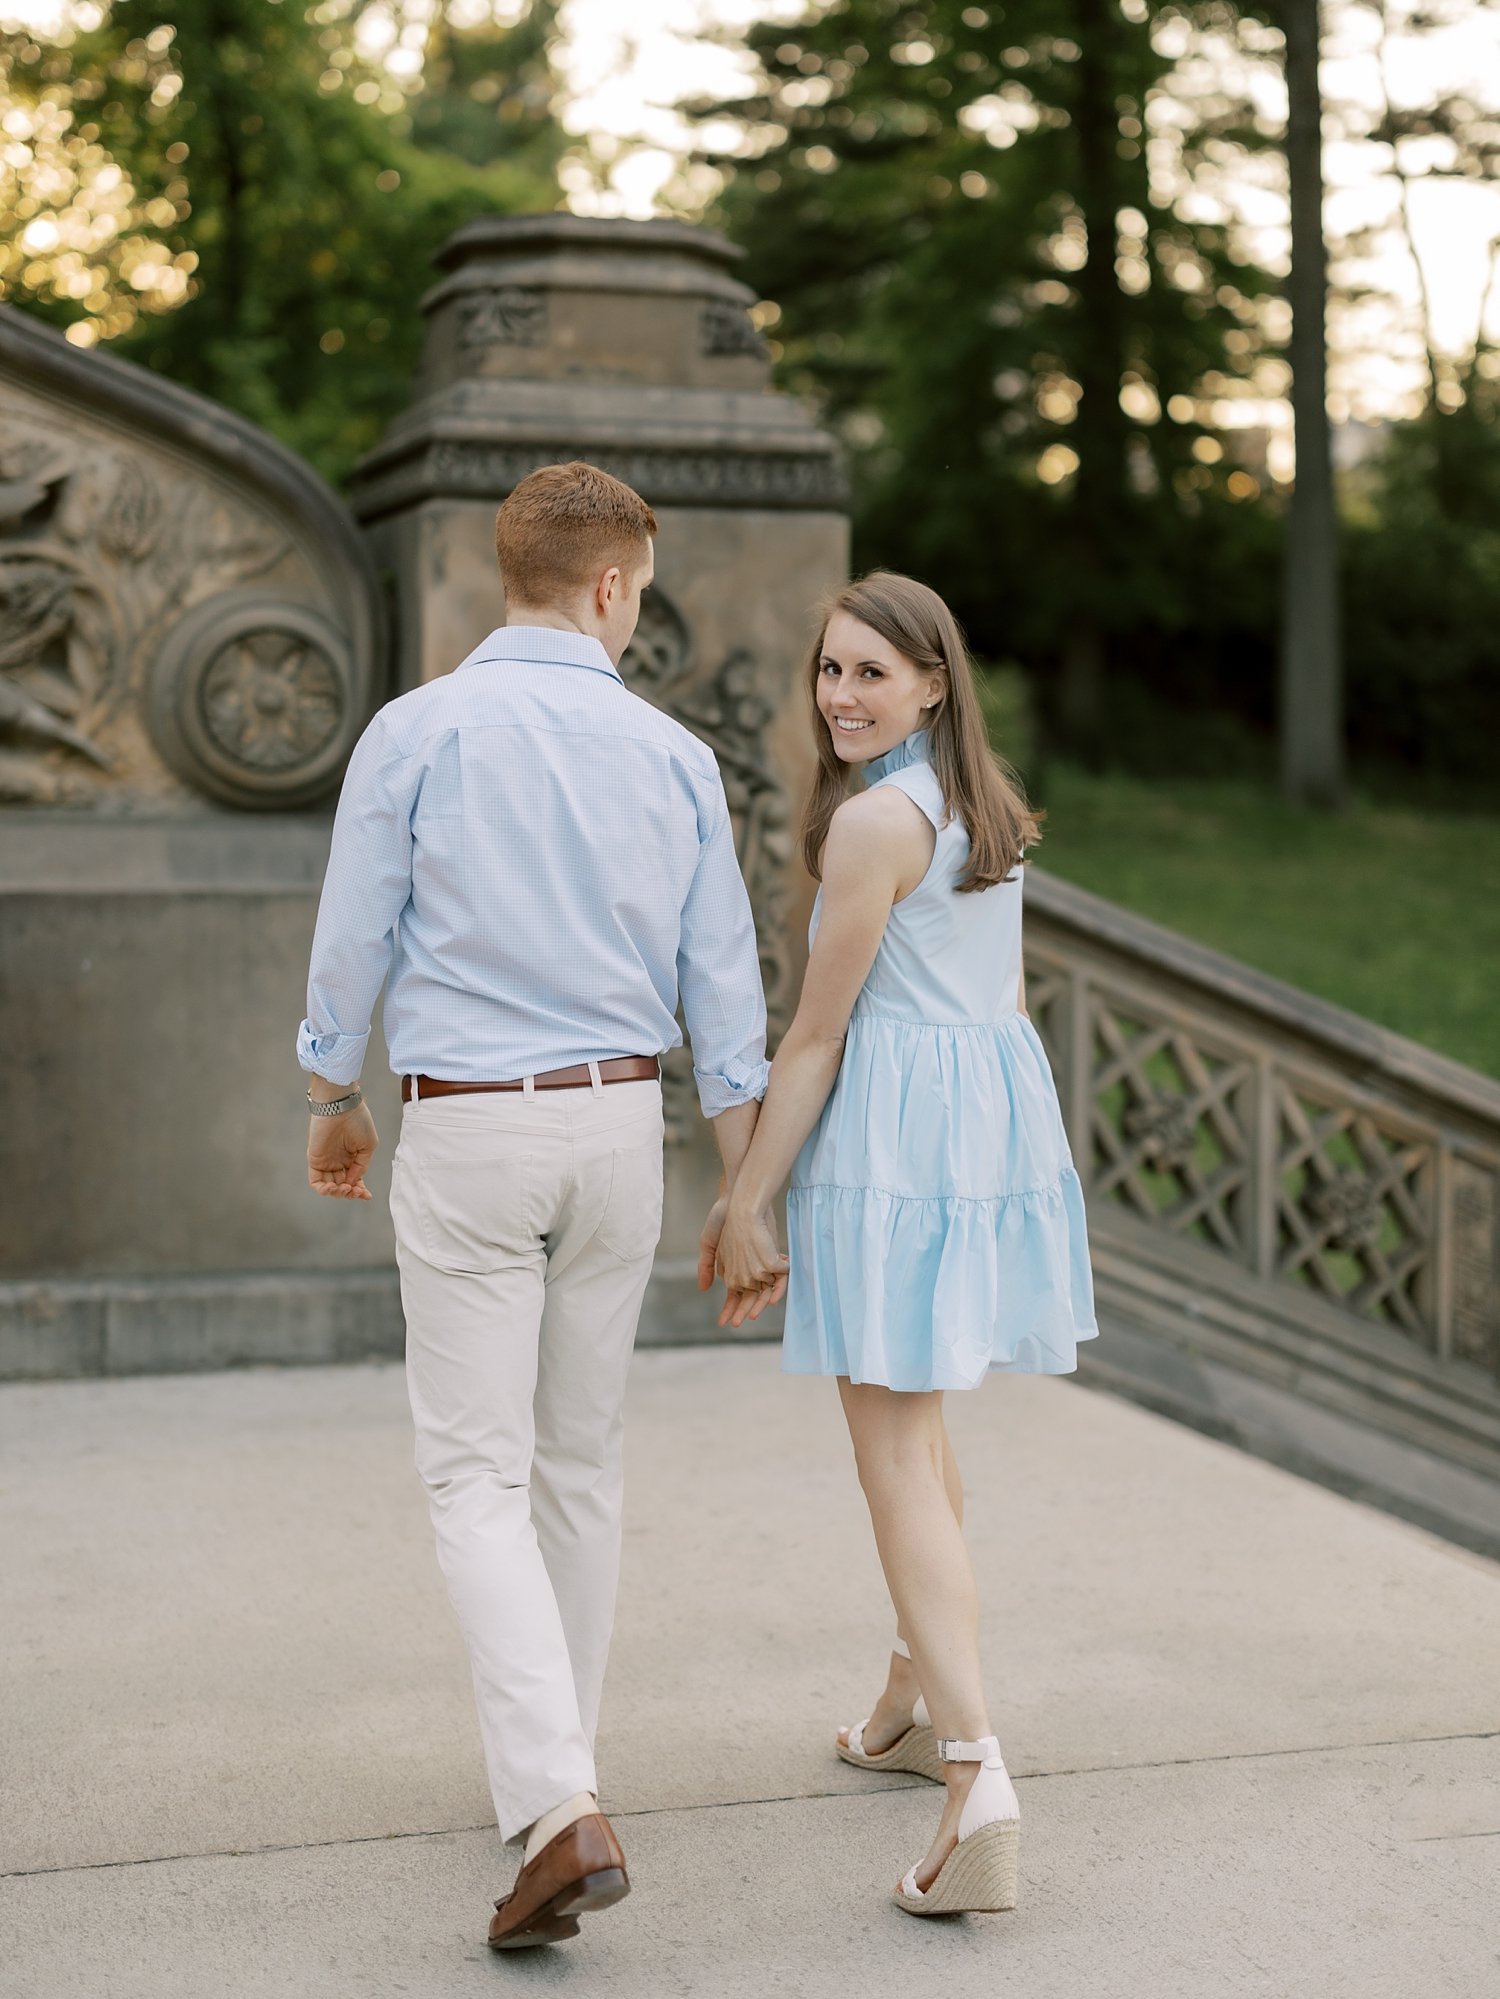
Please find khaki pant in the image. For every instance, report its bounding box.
[390,1079,664,1841]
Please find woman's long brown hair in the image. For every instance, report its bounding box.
[800,571,1041,894]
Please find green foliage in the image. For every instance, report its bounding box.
[409,3,561,171]
[1342,390,1500,787]
[973,662,1036,775]
[2,1,562,484]
[1033,762,1500,1077]
[696,0,1284,761]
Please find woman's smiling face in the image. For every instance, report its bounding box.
[815,609,942,765]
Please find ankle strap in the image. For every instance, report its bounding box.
[938,1734,1002,1764]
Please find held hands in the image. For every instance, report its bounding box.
[307,1102,379,1200]
[699,1192,788,1329]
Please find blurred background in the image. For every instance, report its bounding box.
[2,0,1497,1078]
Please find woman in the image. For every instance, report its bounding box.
[711,571,1096,1917]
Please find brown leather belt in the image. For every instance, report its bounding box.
[402,1056,659,1102]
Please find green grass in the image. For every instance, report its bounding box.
[1024,765,1500,1080]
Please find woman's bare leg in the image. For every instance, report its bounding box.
[842,1407,965,1752]
[900,1414,965,1637]
[837,1381,991,1889]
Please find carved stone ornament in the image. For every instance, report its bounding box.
[411,440,847,514]
[1451,1158,1500,1371]
[699,300,770,361]
[149,595,352,805]
[620,589,695,701]
[457,286,549,350]
[0,545,120,780]
[1122,1089,1198,1172]
[0,305,383,809]
[0,423,287,805]
[1306,1171,1385,1254]
[619,585,793,1143]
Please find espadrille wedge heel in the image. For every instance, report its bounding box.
[836,1707,945,1782]
[836,1635,945,1783]
[893,1734,1020,1917]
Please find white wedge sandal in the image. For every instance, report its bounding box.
[835,1636,944,1784]
[893,1733,1020,1916]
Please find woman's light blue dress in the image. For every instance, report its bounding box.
[782,730,1097,1392]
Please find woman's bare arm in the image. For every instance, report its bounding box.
[714,786,933,1323]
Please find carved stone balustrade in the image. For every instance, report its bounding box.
[1025,868,1500,1553]
[0,307,383,809]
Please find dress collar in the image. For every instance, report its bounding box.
[461,626,623,683]
[864,727,934,783]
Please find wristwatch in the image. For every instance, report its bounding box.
[307,1086,363,1117]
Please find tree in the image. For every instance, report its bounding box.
[691,0,1286,768]
[1360,0,1500,521]
[0,1,564,483]
[1328,0,1500,430]
[1341,382,1500,791]
[407,1,561,173]
[1279,0,1344,807]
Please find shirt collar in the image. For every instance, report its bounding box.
[462,626,623,683]
[866,726,934,783]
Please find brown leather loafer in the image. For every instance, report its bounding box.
[487,1812,630,1951]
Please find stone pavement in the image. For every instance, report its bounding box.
[1,1346,1496,1999]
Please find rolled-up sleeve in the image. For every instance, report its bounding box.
[296,714,415,1084]
[676,768,771,1117]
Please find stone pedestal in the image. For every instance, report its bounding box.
[351,216,850,1337]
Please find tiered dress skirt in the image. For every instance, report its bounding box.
[781,1007,1097,1392]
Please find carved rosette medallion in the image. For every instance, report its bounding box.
[149,595,354,808]
[199,629,344,772]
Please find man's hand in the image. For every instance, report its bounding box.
[700,1192,788,1325]
[698,1194,729,1293]
[308,1103,378,1200]
[714,1199,789,1328]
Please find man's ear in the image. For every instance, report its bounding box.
[597,564,623,615]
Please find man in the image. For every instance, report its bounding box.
[297,461,781,1950]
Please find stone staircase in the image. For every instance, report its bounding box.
[1025,868,1500,1555]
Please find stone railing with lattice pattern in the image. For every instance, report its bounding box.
[1024,868,1500,1542]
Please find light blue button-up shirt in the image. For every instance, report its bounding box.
[297,626,771,1117]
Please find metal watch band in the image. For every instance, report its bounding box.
[307,1087,363,1117]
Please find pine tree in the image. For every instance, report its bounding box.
[696,0,1284,764]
